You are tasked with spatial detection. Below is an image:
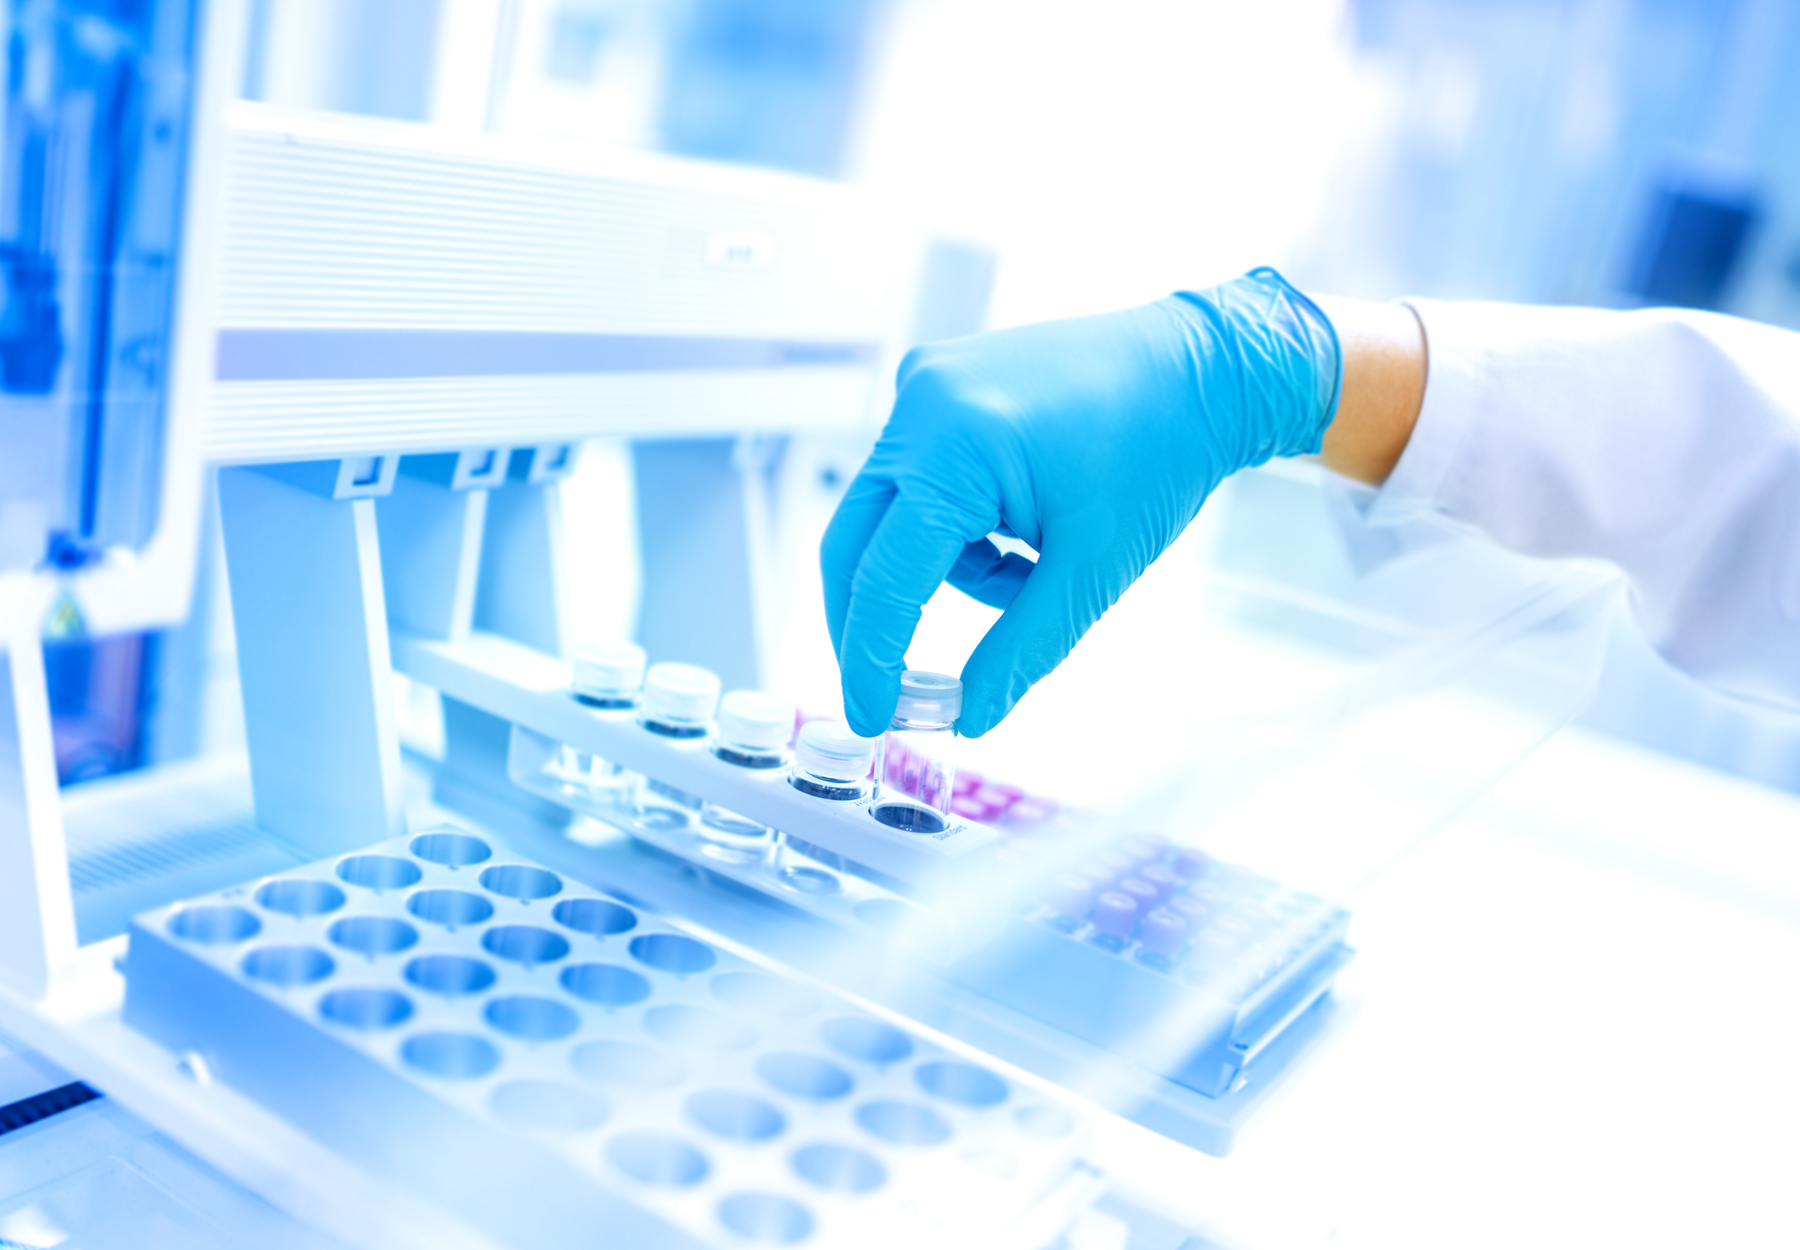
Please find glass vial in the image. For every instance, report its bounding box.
[787,720,877,800]
[634,661,721,827]
[558,640,647,804]
[572,640,647,710]
[871,670,961,834]
[778,720,878,893]
[697,690,796,864]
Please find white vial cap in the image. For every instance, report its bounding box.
[793,720,877,782]
[718,690,796,751]
[572,640,647,697]
[642,661,721,723]
[894,670,961,726]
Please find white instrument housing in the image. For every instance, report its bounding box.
[208,103,915,462]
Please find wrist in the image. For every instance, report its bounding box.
[1310,294,1426,486]
[1166,267,1344,469]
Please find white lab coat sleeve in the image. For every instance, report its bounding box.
[1372,297,1800,711]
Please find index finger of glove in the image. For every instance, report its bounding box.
[837,490,974,736]
[820,471,896,660]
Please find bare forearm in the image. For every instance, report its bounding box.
[1311,295,1427,485]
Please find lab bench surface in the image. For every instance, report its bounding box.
[6,722,1798,1250]
[1085,723,1800,1250]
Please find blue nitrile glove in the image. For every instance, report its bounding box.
[821,267,1342,738]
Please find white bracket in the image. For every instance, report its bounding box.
[0,632,78,1000]
[217,465,406,856]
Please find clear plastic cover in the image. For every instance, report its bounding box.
[954,463,1620,909]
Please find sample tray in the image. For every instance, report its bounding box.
[949,844,1351,1100]
[122,829,1096,1250]
[551,828,1354,1158]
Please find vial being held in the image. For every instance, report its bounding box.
[696,690,797,864]
[556,640,647,804]
[634,661,721,827]
[872,671,961,835]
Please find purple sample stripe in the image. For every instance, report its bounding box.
[216,329,881,382]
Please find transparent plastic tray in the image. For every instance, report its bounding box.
[1113,464,1623,900]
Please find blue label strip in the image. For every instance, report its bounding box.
[0,1081,100,1138]
[216,329,879,382]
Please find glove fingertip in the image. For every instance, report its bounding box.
[953,711,993,740]
[952,674,1011,740]
[843,683,894,739]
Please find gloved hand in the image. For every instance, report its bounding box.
[822,267,1342,738]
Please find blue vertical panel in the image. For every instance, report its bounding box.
[656,0,882,178]
[239,0,442,122]
[1624,183,1761,309]
[0,0,202,786]
[0,0,201,549]
[329,0,443,122]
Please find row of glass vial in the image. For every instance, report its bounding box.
[562,641,965,865]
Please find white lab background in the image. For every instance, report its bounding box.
[73,2,1800,1247]
[224,0,1800,791]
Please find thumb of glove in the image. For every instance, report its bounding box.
[955,550,1119,737]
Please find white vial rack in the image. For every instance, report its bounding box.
[123,830,1098,1250]
[394,633,1002,888]
[509,723,997,962]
